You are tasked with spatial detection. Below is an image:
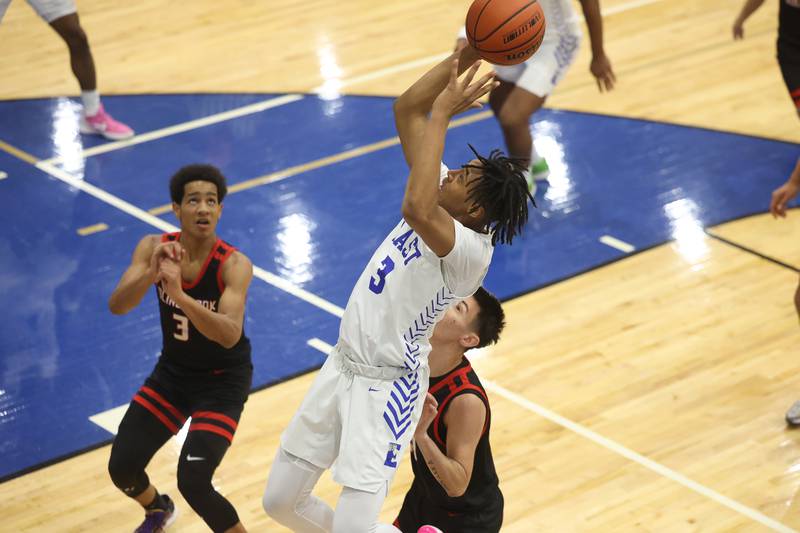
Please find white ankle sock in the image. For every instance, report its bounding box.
[81,90,101,116]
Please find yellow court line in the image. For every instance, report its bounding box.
[147,109,494,215]
[0,139,38,165]
[77,223,109,236]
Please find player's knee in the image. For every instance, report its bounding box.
[62,25,89,52]
[261,483,294,520]
[177,461,214,507]
[108,450,145,495]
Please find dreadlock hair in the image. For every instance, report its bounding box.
[471,287,506,349]
[463,144,534,245]
[169,164,228,204]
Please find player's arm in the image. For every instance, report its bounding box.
[770,157,800,218]
[733,0,766,39]
[393,46,482,168]
[161,251,253,348]
[401,60,496,257]
[109,235,166,315]
[578,0,616,92]
[414,393,486,498]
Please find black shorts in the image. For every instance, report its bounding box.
[394,485,504,533]
[132,359,253,444]
[778,40,800,109]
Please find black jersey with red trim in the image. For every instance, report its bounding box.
[780,0,800,49]
[409,357,502,515]
[156,232,251,371]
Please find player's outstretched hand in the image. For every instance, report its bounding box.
[590,53,616,92]
[770,180,800,218]
[432,58,498,119]
[732,19,745,40]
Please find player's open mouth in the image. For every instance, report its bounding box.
[197,219,210,227]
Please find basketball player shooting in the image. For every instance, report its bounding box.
[261,45,532,533]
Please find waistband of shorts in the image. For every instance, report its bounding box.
[332,343,410,381]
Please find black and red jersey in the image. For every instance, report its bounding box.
[780,0,800,49]
[156,232,251,371]
[408,357,503,518]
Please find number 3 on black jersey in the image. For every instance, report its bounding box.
[173,313,189,341]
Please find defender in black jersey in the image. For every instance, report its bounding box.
[734,0,800,112]
[107,164,254,533]
[395,288,506,533]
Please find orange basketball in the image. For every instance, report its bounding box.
[465,0,546,66]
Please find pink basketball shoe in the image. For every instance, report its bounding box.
[80,104,134,140]
[417,527,444,533]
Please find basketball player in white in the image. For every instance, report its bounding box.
[262,45,532,533]
[0,0,133,139]
[458,0,615,192]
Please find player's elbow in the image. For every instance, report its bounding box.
[108,297,128,315]
[401,197,430,225]
[445,481,468,498]
[219,327,242,349]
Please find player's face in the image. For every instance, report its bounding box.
[175,180,222,237]
[438,159,483,224]
[431,295,481,349]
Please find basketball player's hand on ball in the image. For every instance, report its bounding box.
[770,180,800,218]
[414,393,439,439]
[156,257,184,300]
[432,59,498,119]
[590,53,616,92]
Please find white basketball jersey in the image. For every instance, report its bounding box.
[339,218,493,371]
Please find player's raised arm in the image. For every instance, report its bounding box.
[393,46,482,168]
[156,251,253,349]
[401,59,497,257]
[109,235,183,315]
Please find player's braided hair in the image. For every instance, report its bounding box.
[463,145,534,246]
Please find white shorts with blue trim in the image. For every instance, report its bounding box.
[281,349,429,492]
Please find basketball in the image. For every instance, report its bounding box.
[465,0,546,66]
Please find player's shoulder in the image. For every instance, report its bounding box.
[445,392,487,424]
[136,234,162,252]
[222,250,253,276]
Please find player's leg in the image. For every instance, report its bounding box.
[332,485,401,533]
[263,355,343,530]
[262,446,334,533]
[108,385,184,530]
[488,79,547,176]
[177,414,245,533]
[34,1,133,139]
[0,0,12,23]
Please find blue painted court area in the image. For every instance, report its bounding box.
[0,93,797,480]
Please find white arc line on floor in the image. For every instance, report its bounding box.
[599,234,636,253]
[41,94,304,165]
[35,160,344,318]
[482,380,798,533]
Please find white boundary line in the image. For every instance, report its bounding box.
[482,380,798,533]
[35,160,344,318]
[45,0,664,166]
[41,94,304,166]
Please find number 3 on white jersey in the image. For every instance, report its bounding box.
[173,313,189,341]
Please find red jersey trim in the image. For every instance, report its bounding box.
[215,242,237,293]
[432,385,489,448]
